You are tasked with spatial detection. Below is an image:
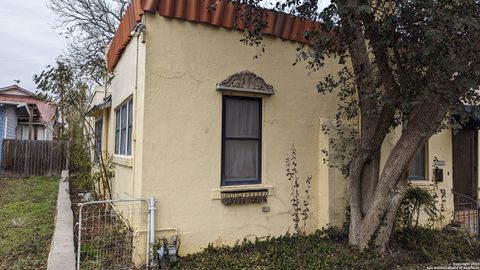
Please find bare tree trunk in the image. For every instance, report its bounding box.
[335,2,449,250]
[348,103,446,251]
[360,150,380,215]
[348,154,367,247]
[374,174,407,252]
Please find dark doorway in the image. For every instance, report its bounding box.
[452,129,478,201]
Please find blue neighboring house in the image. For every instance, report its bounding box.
[0,104,18,140]
[0,85,57,158]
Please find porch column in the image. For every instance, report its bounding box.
[25,105,33,140]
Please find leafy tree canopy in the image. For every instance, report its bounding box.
[237,0,480,251]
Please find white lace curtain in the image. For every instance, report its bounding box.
[224,98,260,182]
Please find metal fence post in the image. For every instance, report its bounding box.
[77,204,83,270]
[147,197,157,268]
[146,200,151,268]
[149,197,156,247]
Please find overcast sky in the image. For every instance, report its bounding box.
[0,0,330,92]
[0,0,65,92]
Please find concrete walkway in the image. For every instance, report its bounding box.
[47,170,76,270]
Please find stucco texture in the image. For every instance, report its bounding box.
[108,31,146,201]
[140,15,343,254]
[104,13,461,256]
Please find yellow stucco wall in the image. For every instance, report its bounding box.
[107,30,146,201]
[427,129,455,223]
[103,13,462,257]
[141,15,344,254]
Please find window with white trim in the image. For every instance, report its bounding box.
[115,98,133,156]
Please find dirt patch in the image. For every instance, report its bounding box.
[69,176,89,257]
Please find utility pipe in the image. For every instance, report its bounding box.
[149,197,156,245]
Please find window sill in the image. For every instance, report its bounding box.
[112,155,133,168]
[409,180,434,187]
[211,184,274,200]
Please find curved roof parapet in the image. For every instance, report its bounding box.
[106,0,322,72]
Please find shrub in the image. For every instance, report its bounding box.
[396,184,445,229]
[174,227,479,270]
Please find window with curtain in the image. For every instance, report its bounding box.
[403,113,427,180]
[221,96,261,186]
[94,118,103,163]
[115,98,133,155]
[409,146,426,180]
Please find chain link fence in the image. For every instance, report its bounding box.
[76,199,151,270]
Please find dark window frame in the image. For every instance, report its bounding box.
[408,144,428,180]
[403,113,428,180]
[94,117,103,163]
[221,96,262,186]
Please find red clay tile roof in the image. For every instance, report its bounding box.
[106,0,320,72]
[106,0,144,72]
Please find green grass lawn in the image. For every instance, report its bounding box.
[0,176,59,270]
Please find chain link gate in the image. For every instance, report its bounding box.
[76,198,155,270]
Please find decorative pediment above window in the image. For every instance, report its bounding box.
[217,71,274,96]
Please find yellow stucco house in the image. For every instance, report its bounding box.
[87,0,480,255]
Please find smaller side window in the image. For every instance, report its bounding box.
[115,110,120,154]
[120,104,127,153]
[94,118,103,163]
[409,145,427,180]
[403,113,427,180]
[115,98,133,156]
[127,100,133,155]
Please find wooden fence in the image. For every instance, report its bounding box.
[1,139,66,177]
